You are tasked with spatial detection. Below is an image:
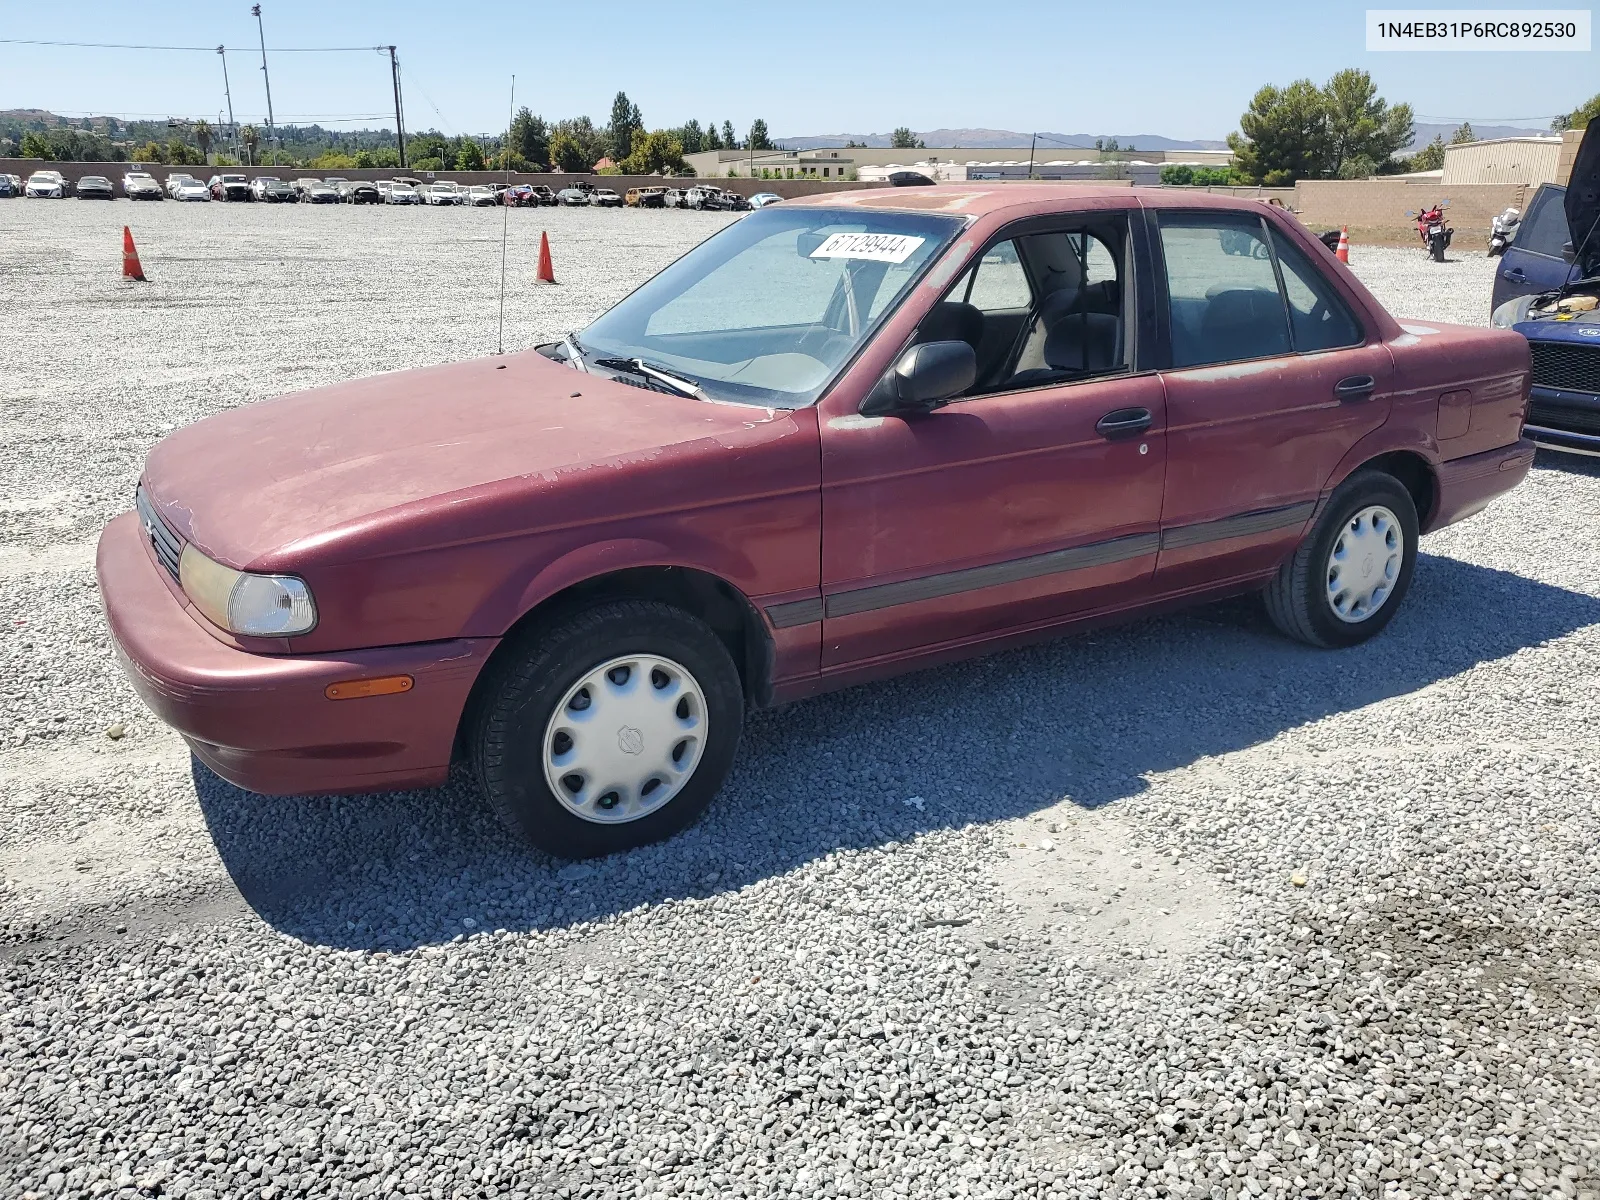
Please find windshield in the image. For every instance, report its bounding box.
[576,206,962,408]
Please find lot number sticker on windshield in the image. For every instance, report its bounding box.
[809,233,926,264]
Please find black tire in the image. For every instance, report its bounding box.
[1430,236,1446,263]
[470,600,744,858]
[1262,470,1418,648]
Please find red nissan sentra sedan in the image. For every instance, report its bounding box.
[98,186,1535,858]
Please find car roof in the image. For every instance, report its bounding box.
[779,183,1275,218]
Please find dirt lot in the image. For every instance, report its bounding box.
[1,200,1597,1200]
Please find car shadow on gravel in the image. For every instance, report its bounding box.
[192,551,1600,951]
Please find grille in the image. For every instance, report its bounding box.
[1528,340,1600,395]
[135,485,184,583]
[1529,399,1600,435]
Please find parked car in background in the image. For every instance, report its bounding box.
[661,188,685,209]
[123,172,164,201]
[301,179,340,204]
[74,175,116,200]
[25,170,67,198]
[626,187,668,208]
[529,184,557,206]
[465,185,498,207]
[503,184,537,207]
[166,173,198,198]
[685,185,730,210]
[386,182,420,205]
[209,174,252,201]
[97,186,1537,861]
[1490,121,1600,457]
[251,176,298,203]
[888,171,936,187]
[748,193,782,208]
[0,175,16,199]
[556,187,590,206]
[724,191,751,212]
[425,181,463,206]
[339,180,382,205]
[3,174,21,198]
[590,188,624,208]
[392,176,425,193]
[172,178,212,202]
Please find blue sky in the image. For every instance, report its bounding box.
[1,0,1593,140]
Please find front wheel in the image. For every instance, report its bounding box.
[1262,470,1418,648]
[470,600,744,858]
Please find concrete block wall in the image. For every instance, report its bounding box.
[1292,180,1528,249]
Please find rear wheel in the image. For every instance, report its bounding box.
[1263,470,1418,648]
[1430,234,1447,262]
[471,600,744,859]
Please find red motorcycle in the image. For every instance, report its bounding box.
[1407,200,1453,262]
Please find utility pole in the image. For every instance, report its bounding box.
[217,47,236,160]
[1028,132,1037,180]
[251,4,275,159]
[388,46,407,168]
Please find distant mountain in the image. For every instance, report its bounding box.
[1407,122,1552,150]
[775,128,1230,151]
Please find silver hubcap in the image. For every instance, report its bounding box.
[1326,504,1403,623]
[542,654,708,825]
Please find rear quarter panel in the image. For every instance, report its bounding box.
[1387,322,1530,461]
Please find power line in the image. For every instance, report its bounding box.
[0,37,381,52]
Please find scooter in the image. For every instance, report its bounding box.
[1487,206,1521,257]
[1407,201,1453,262]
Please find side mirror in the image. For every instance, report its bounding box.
[860,340,977,417]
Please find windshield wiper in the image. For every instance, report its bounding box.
[594,357,709,401]
[562,332,589,373]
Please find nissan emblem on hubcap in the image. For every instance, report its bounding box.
[617,726,644,755]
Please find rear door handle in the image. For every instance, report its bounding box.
[1096,407,1152,439]
[1334,375,1376,401]
[1503,267,1525,280]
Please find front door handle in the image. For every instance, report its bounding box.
[1334,375,1376,402]
[1502,267,1525,280]
[1096,407,1152,439]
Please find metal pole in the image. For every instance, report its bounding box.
[251,5,275,159]
[388,46,407,168]
[1028,133,1036,181]
[218,47,236,160]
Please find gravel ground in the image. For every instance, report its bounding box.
[1,201,1597,1200]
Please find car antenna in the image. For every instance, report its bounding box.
[497,74,515,356]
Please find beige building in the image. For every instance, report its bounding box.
[1441,136,1565,187]
[686,145,1233,179]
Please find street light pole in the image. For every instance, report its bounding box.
[251,5,275,159]
[388,46,407,168]
[1028,132,1037,181]
[217,47,236,160]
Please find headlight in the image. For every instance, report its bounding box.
[178,544,317,637]
[1491,296,1534,329]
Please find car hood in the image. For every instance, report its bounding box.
[143,350,801,570]
[1513,304,1600,343]
[1567,121,1599,266]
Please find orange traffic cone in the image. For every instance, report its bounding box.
[536,231,556,283]
[1335,226,1350,264]
[121,226,146,281]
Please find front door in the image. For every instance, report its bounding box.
[818,215,1168,670]
[1152,211,1394,590]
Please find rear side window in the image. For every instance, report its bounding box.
[1159,215,1290,367]
[1514,185,1570,259]
[1271,236,1363,352]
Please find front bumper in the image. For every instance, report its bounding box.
[1429,438,1537,531]
[97,511,498,796]
[1525,384,1600,457]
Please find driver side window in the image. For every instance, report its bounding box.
[913,217,1133,399]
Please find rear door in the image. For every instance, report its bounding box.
[1493,185,1581,310]
[1153,211,1394,591]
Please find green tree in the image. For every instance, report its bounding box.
[1227,78,1334,185]
[132,140,167,164]
[193,119,213,163]
[1449,121,1476,144]
[549,131,586,172]
[240,124,260,166]
[722,121,737,151]
[1553,93,1600,131]
[1160,164,1195,185]
[621,129,686,175]
[455,138,486,171]
[1321,69,1412,177]
[608,92,642,161]
[1410,135,1447,172]
[553,117,606,168]
[675,119,704,155]
[747,119,772,151]
[19,131,49,159]
[890,126,923,149]
[509,108,549,169]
